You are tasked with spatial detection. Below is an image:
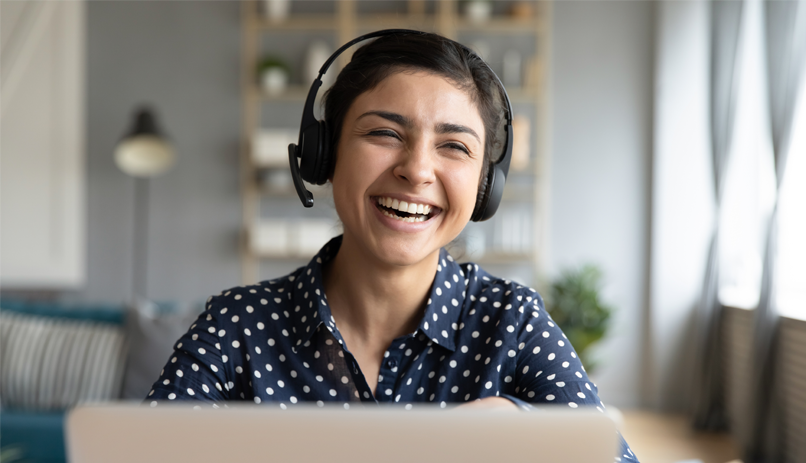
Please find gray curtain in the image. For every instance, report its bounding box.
[745,1,806,462]
[691,0,743,432]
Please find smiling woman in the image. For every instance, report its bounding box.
[146,31,639,463]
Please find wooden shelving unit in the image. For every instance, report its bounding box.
[240,0,551,285]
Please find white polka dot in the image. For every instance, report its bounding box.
[232,315,239,323]
[176,370,184,377]
[484,381,492,389]
[168,393,176,400]
[211,364,218,372]
[277,380,284,387]
[523,366,529,374]
[562,361,570,368]
[198,348,206,355]
[246,306,254,313]
[266,387,274,395]
[568,402,578,408]
[232,340,240,348]
[218,329,226,337]
[257,322,265,330]
[385,389,393,395]
[187,388,195,396]
[556,381,566,387]
[235,366,243,374]
[546,394,555,401]
[234,294,242,300]
[202,384,209,393]
[577,392,586,399]
[254,397,261,404]
[532,346,541,354]
[508,350,516,357]
[548,353,556,361]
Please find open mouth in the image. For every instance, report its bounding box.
[374,196,440,223]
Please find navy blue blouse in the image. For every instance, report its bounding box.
[148,236,639,462]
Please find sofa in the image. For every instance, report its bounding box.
[0,299,199,463]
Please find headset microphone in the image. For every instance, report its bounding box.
[288,29,513,222]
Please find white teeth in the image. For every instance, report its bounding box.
[381,209,426,223]
[377,196,434,216]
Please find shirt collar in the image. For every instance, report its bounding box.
[290,236,465,353]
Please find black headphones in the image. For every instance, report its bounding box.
[288,29,513,222]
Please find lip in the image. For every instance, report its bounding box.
[369,194,443,232]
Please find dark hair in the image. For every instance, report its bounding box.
[322,31,506,185]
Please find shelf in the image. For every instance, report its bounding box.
[455,17,542,33]
[355,14,439,31]
[255,15,339,32]
[251,85,540,104]
[450,251,536,266]
[253,85,310,102]
[241,0,551,285]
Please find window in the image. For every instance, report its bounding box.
[718,0,777,309]
[776,71,806,320]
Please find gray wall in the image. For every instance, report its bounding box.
[549,1,655,409]
[70,1,242,304]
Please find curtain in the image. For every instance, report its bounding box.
[745,1,806,462]
[691,0,743,432]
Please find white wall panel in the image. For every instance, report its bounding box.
[1,1,86,288]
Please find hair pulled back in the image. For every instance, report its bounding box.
[322,31,506,185]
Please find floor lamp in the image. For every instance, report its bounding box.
[114,107,175,304]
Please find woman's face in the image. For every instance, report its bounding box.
[331,70,486,268]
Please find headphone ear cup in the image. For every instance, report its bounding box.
[471,167,493,222]
[298,123,319,183]
[472,165,505,222]
[313,120,331,185]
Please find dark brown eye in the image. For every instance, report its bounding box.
[444,143,470,154]
[368,130,400,140]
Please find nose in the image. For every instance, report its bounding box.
[393,137,436,187]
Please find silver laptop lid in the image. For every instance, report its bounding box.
[67,404,617,463]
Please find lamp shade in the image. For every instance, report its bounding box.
[114,108,176,178]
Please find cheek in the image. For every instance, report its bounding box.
[445,165,483,215]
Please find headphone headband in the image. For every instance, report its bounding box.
[288,29,513,221]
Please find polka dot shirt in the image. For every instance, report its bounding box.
[147,236,639,462]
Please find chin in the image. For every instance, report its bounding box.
[368,235,443,268]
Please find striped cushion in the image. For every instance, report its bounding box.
[0,311,128,411]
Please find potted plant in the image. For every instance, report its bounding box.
[544,264,613,374]
[257,56,291,96]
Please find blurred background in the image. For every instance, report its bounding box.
[1,1,804,462]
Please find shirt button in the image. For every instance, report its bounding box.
[386,358,398,369]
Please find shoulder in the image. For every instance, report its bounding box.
[457,261,563,341]
[461,262,545,316]
[202,268,305,329]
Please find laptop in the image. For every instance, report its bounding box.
[66,403,617,463]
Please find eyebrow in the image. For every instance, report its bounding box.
[357,111,481,143]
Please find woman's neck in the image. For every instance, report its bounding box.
[323,233,439,348]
